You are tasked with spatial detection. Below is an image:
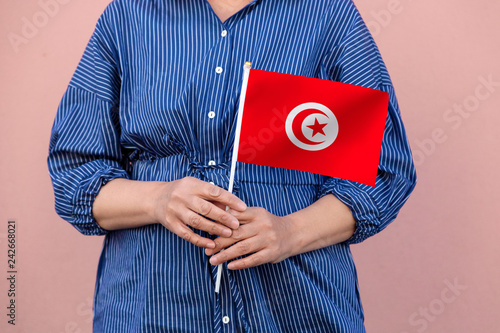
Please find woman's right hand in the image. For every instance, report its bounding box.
[152,177,247,249]
[93,177,247,249]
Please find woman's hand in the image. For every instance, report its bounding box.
[153,177,247,249]
[203,194,356,270]
[93,177,247,250]
[204,207,297,270]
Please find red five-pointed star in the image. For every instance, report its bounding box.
[307,117,328,137]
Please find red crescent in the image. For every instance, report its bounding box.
[291,109,328,146]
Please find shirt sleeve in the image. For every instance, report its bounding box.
[47,6,129,236]
[317,2,417,244]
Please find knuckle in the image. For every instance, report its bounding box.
[164,218,175,231]
[192,237,204,247]
[218,252,228,262]
[225,195,237,205]
[213,239,224,250]
[179,177,195,189]
[209,223,220,236]
[232,229,243,240]
[209,185,223,198]
[180,230,192,242]
[256,207,266,214]
[249,254,262,266]
[262,219,274,230]
[237,242,250,253]
[188,214,202,228]
[170,187,182,201]
[184,176,195,184]
[270,256,284,264]
[198,201,212,216]
[219,212,228,223]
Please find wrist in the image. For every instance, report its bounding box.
[147,181,171,224]
[282,213,306,258]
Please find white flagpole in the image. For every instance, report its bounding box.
[214,61,252,293]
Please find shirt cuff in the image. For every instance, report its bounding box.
[70,164,129,236]
[317,178,380,244]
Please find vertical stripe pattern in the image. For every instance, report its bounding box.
[47,0,416,332]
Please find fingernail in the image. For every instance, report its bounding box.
[206,242,215,249]
[223,229,232,237]
[210,257,218,265]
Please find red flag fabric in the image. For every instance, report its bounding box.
[237,69,389,186]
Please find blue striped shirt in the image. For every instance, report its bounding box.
[47,0,416,332]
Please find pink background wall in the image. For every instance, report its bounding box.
[1,0,498,332]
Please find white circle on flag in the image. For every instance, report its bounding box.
[285,102,339,151]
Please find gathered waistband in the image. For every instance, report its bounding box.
[127,150,327,190]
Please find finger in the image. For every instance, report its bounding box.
[204,236,238,256]
[188,196,239,229]
[227,207,262,223]
[209,238,264,266]
[200,182,247,212]
[227,250,270,270]
[170,222,216,249]
[181,210,233,238]
[211,223,258,252]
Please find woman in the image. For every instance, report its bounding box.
[48,0,416,331]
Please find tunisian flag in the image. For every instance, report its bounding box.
[236,68,389,187]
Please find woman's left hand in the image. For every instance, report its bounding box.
[204,207,297,270]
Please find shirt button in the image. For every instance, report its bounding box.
[209,181,215,185]
[215,66,223,74]
[208,160,216,166]
[208,111,216,119]
[222,316,230,324]
[221,30,228,37]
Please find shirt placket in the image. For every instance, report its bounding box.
[212,263,236,333]
[200,20,246,332]
[197,23,232,170]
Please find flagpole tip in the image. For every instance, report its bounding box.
[244,61,252,69]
